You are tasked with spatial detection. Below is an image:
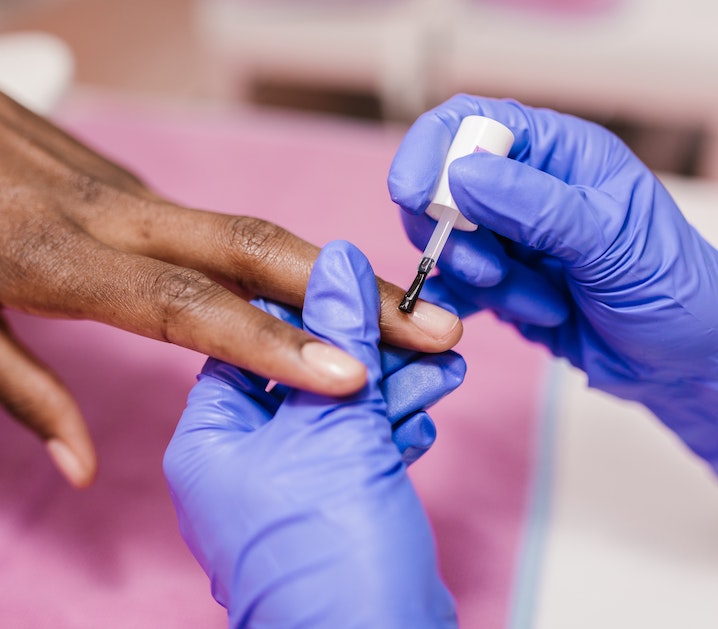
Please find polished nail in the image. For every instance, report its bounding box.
[301,342,366,382]
[46,439,90,489]
[409,301,461,339]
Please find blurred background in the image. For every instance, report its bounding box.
[3,4,718,628]
[2,0,718,178]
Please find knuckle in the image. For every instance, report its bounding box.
[153,268,220,331]
[222,216,296,294]
[226,216,291,266]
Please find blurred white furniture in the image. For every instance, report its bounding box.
[194,0,431,119]
[195,0,718,176]
[0,31,74,114]
[440,0,718,177]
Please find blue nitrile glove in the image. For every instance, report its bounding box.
[163,240,460,628]
[388,94,718,471]
[250,296,464,465]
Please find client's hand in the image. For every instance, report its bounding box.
[0,91,461,487]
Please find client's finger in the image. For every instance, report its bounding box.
[40,237,367,397]
[0,316,96,488]
[80,204,463,354]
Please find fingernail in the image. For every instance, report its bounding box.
[46,439,90,489]
[301,342,366,382]
[410,301,461,339]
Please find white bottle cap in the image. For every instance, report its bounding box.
[426,115,514,231]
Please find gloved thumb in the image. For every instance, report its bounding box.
[298,240,380,401]
[450,152,622,268]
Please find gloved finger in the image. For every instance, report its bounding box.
[183,368,276,436]
[387,94,534,214]
[383,349,465,466]
[263,241,391,491]
[450,152,624,268]
[401,211,508,287]
[199,357,283,417]
[399,187,571,315]
[388,94,490,215]
[447,98,628,185]
[250,301,463,449]
[418,275,482,318]
[387,94,622,198]
[296,240,380,397]
[392,411,437,465]
[382,351,466,423]
[379,344,420,378]
[416,269,566,326]
[437,257,569,326]
[165,358,276,501]
[0,316,96,488]
[250,295,464,466]
[251,297,302,328]
[510,319,579,365]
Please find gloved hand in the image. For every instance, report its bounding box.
[389,94,718,470]
[251,295,465,465]
[164,240,462,627]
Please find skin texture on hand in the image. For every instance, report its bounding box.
[164,241,459,627]
[389,94,718,469]
[0,91,462,488]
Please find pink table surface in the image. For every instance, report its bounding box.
[0,94,549,628]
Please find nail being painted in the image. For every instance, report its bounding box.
[398,115,514,313]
